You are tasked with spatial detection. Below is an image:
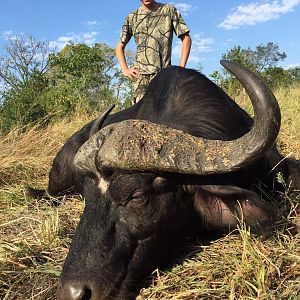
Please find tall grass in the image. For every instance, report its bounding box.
[276,85,300,158]
[0,86,299,299]
[0,113,92,299]
[0,114,93,187]
[235,84,300,159]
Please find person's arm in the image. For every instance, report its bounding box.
[115,41,140,81]
[178,33,192,68]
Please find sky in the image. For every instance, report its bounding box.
[1,0,300,76]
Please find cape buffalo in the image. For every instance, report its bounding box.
[28,60,299,299]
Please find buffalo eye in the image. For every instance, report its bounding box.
[127,190,148,207]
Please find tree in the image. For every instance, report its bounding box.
[0,35,50,92]
[0,35,51,133]
[252,42,287,72]
[210,42,288,95]
[0,37,135,134]
[47,42,134,111]
[286,66,300,83]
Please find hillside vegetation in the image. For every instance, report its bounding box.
[0,86,299,299]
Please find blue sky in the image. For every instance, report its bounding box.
[1,0,299,75]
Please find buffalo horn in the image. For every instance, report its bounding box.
[78,60,281,175]
[89,104,115,138]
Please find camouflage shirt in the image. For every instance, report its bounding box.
[120,3,190,74]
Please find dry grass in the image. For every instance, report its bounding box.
[139,214,300,300]
[0,113,93,299]
[0,86,299,300]
[0,192,83,299]
[235,84,300,159]
[0,114,92,187]
[275,85,300,158]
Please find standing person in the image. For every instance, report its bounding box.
[116,0,192,103]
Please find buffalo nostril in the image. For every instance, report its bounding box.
[57,282,92,300]
[69,286,91,300]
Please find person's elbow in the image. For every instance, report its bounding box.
[182,33,192,48]
[115,41,126,54]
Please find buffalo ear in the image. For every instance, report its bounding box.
[96,164,114,179]
[193,185,276,234]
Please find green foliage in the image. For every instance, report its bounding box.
[221,43,286,72]
[210,42,299,96]
[286,66,300,83]
[0,70,49,133]
[46,42,119,113]
[0,37,134,134]
[47,42,134,110]
[0,36,51,132]
[49,43,106,78]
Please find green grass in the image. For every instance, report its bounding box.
[0,86,299,299]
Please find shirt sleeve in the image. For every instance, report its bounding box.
[171,6,190,37]
[119,15,132,44]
